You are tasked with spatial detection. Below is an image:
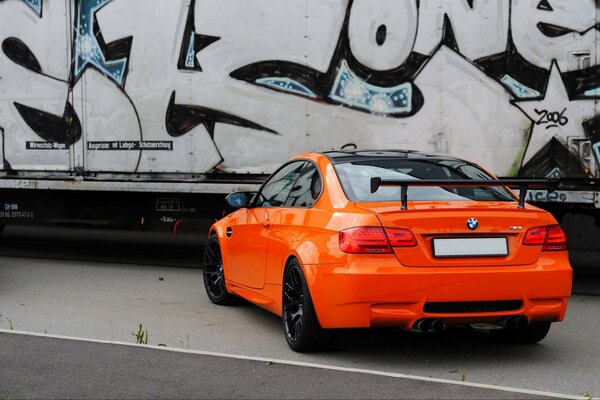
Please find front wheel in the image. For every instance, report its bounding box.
[282,258,337,352]
[202,235,236,305]
[489,321,552,344]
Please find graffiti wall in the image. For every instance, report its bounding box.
[0,0,598,178]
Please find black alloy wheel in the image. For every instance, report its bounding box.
[282,258,337,352]
[283,262,305,342]
[203,235,235,305]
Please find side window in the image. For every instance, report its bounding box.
[285,163,322,208]
[255,161,306,207]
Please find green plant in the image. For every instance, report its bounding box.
[132,323,148,345]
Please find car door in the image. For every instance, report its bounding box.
[264,162,325,285]
[226,161,306,289]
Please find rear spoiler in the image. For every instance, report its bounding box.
[370,177,559,210]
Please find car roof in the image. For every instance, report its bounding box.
[320,149,465,164]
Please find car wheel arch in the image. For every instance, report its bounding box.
[282,253,319,300]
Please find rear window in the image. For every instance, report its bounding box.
[334,159,516,202]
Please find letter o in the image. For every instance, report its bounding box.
[348,0,418,71]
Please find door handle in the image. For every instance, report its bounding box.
[262,210,270,229]
[226,227,233,237]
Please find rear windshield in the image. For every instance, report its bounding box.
[334,159,516,202]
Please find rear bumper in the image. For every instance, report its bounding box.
[303,253,572,330]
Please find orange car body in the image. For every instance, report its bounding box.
[209,152,572,330]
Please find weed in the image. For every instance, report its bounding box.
[132,323,148,345]
[584,392,592,399]
[0,314,14,330]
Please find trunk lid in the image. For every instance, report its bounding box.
[356,201,550,267]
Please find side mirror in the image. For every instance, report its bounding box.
[225,192,254,209]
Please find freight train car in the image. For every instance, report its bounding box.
[1,0,599,233]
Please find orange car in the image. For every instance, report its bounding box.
[203,150,572,352]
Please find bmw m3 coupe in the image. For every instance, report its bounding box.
[203,150,572,352]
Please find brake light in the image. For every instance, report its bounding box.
[339,227,417,253]
[544,225,567,251]
[339,227,391,254]
[522,225,567,251]
[522,226,546,246]
[384,227,418,247]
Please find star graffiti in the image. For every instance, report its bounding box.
[513,61,597,166]
[19,0,42,16]
[178,0,220,71]
[72,0,131,87]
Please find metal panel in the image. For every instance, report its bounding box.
[0,0,72,172]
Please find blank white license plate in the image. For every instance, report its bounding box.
[432,237,508,258]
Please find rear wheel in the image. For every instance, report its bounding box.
[203,235,236,305]
[489,321,552,344]
[282,258,337,352]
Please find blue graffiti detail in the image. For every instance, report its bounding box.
[546,167,561,179]
[256,77,316,99]
[501,75,540,98]
[73,0,128,86]
[21,0,41,15]
[526,189,563,203]
[584,87,600,97]
[593,142,600,165]
[329,60,412,115]
[184,32,196,68]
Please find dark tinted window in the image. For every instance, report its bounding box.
[255,161,306,207]
[285,163,322,208]
[335,159,515,202]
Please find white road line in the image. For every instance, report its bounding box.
[0,329,592,400]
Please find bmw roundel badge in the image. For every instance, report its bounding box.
[467,218,478,230]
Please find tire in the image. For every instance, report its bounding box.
[202,235,236,305]
[489,321,552,344]
[282,258,338,352]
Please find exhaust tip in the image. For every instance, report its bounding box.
[516,315,529,328]
[414,319,432,333]
[504,316,517,329]
[431,319,445,332]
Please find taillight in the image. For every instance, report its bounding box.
[522,224,567,251]
[384,227,417,247]
[339,227,391,254]
[522,226,546,246]
[544,225,567,251]
[339,226,417,254]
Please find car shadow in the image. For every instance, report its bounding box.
[327,325,562,370]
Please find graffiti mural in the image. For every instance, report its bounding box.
[0,0,598,179]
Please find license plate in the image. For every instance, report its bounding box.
[432,237,508,258]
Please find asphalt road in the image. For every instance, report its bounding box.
[0,332,563,400]
[0,226,599,399]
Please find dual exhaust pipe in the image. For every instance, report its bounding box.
[413,315,529,332]
[413,318,445,333]
[498,315,529,329]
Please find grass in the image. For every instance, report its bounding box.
[132,323,148,345]
[0,314,14,330]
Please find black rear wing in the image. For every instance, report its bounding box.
[370,177,559,210]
